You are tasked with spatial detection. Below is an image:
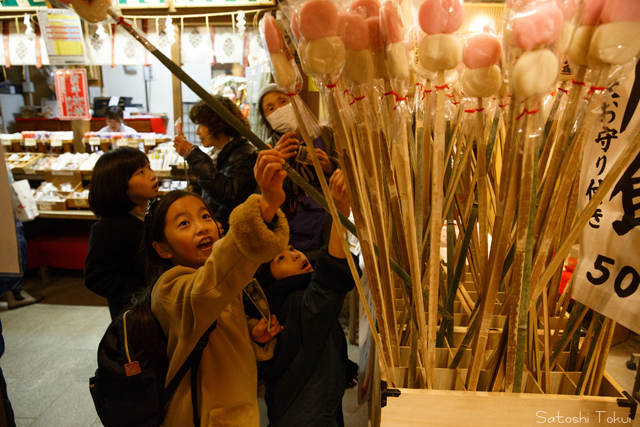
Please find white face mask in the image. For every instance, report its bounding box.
[266,104,298,134]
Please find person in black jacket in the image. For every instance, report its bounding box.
[173,96,258,231]
[84,147,159,319]
[246,169,358,427]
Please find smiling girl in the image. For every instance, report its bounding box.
[84,147,159,319]
[173,96,257,231]
[141,148,289,426]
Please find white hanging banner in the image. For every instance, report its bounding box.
[573,66,640,335]
[7,21,37,66]
[180,26,212,64]
[213,27,243,64]
[84,23,111,66]
[113,24,146,65]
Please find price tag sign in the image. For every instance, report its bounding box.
[51,139,63,147]
[38,202,53,211]
[25,138,37,147]
[117,139,128,147]
[1,138,11,146]
[74,199,89,207]
[144,138,156,147]
[89,137,101,146]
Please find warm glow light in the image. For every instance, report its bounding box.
[468,13,492,33]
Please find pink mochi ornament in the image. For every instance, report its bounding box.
[350,0,381,19]
[367,17,385,52]
[600,0,640,24]
[556,0,579,21]
[340,11,370,50]
[264,14,282,54]
[512,1,565,51]
[381,1,404,44]
[299,0,340,41]
[463,32,502,69]
[418,0,464,34]
[581,0,605,26]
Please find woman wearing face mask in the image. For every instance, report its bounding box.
[173,96,257,232]
[257,84,340,258]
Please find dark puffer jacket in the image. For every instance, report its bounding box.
[248,248,357,427]
[185,135,258,230]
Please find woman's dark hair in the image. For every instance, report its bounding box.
[140,190,214,287]
[189,96,249,140]
[105,106,124,122]
[89,147,149,217]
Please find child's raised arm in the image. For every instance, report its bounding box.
[328,169,350,259]
[254,148,287,222]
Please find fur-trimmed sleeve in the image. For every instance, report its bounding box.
[247,317,277,361]
[228,194,289,264]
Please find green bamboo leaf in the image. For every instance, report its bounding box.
[449,295,482,369]
[437,202,479,347]
[574,313,605,395]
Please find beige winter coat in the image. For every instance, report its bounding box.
[151,194,289,427]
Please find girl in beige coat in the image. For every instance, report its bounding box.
[142,149,289,426]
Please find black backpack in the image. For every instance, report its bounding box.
[89,309,217,427]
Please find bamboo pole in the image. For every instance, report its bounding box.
[476,98,489,276]
[436,202,479,347]
[534,67,586,240]
[319,87,398,386]
[590,318,616,396]
[353,88,401,366]
[549,302,588,369]
[427,71,447,388]
[575,313,605,396]
[510,100,539,393]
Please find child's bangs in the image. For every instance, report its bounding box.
[123,150,150,177]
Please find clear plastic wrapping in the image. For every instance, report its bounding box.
[460,31,503,99]
[259,12,323,140]
[416,0,464,73]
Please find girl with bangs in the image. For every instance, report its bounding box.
[84,147,159,319]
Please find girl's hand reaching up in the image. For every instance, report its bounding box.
[251,315,283,343]
[328,169,350,259]
[255,147,287,222]
[329,169,350,217]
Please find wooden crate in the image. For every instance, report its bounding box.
[380,371,633,426]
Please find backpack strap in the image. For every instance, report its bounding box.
[165,320,218,427]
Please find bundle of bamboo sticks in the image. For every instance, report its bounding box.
[276,2,640,397]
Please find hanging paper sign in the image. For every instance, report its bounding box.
[36,9,84,65]
[89,137,101,145]
[573,67,640,335]
[54,69,91,120]
[24,138,36,146]
[50,139,62,147]
[173,0,274,7]
[144,138,156,146]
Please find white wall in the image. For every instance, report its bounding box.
[100,64,175,137]
[181,63,213,104]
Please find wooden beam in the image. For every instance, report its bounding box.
[171,32,182,124]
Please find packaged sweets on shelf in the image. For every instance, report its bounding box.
[1,133,24,153]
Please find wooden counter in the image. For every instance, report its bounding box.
[15,116,169,134]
